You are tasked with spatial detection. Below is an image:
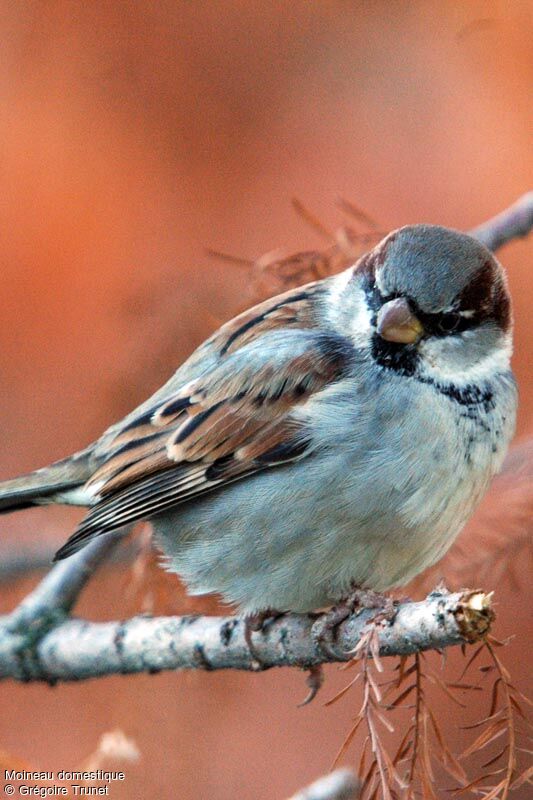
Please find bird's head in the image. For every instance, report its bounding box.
[338,224,513,384]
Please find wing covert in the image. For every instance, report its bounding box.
[54,282,352,560]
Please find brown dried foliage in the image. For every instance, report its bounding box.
[326,630,531,800]
[209,196,385,305]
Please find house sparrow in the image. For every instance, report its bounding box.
[0,225,517,616]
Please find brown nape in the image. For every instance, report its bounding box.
[458,258,511,332]
[355,231,398,277]
[352,248,377,281]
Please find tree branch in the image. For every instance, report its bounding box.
[8,533,122,627]
[287,769,360,800]
[0,534,123,683]
[470,191,533,252]
[0,589,493,683]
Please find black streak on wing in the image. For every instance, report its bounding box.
[107,431,166,458]
[119,408,157,433]
[255,436,312,464]
[219,291,312,355]
[172,401,226,445]
[158,396,193,418]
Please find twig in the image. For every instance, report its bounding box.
[482,641,516,800]
[8,533,123,628]
[407,654,422,790]
[0,589,493,683]
[470,191,533,252]
[287,768,360,800]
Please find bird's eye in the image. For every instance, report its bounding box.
[436,312,461,334]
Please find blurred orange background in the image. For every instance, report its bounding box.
[0,2,531,798]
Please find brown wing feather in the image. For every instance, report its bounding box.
[54,281,350,561]
[175,281,324,374]
[86,281,330,496]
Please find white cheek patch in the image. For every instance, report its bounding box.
[350,293,374,344]
[327,269,375,349]
[375,267,387,296]
[327,266,355,313]
[419,331,512,386]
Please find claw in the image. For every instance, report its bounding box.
[298,664,324,706]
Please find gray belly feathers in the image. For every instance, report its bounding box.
[154,368,516,614]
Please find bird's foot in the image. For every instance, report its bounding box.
[352,588,397,625]
[244,608,285,670]
[312,587,397,659]
[245,610,325,704]
[312,603,354,659]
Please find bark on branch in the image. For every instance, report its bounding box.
[470,191,533,252]
[287,769,360,800]
[0,589,493,683]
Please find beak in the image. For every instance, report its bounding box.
[376,298,424,344]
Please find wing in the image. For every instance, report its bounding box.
[55,281,353,560]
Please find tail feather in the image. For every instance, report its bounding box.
[0,453,92,513]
